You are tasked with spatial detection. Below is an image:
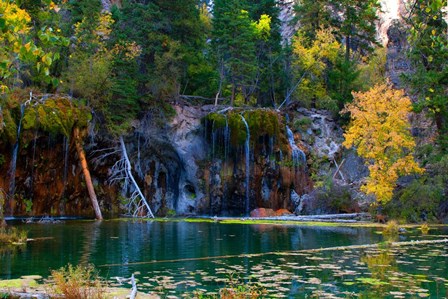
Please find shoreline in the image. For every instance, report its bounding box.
[109,215,448,229]
[4,214,448,228]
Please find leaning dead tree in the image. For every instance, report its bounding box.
[109,136,154,218]
[74,127,103,220]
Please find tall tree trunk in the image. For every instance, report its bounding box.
[74,127,103,220]
[215,60,225,106]
[345,35,350,62]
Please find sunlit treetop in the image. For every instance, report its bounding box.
[0,0,67,93]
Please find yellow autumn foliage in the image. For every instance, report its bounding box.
[0,1,64,92]
[0,1,31,91]
[343,84,423,203]
[292,28,340,109]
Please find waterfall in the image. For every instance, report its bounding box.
[212,120,217,158]
[286,125,306,166]
[8,104,25,199]
[240,115,250,215]
[224,116,230,161]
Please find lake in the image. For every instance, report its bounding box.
[1,220,447,298]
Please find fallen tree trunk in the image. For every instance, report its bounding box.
[251,213,370,222]
[74,127,103,220]
[99,238,448,267]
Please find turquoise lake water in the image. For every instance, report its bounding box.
[1,220,447,298]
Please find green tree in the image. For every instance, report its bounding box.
[328,54,360,112]
[111,0,208,100]
[247,0,284,106]
[329,0,380,61]
[295,0,380,62]
[212,0,273,105]
[291,28,341,111]
[294,0,332,41]
[403,0,448,148]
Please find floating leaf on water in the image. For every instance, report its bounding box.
[356,277,389,286]
[418,293,430,298]
[307,256,326,261]
[343,281,355,286]
[417,267,430,271]
[390,291,406,296]
[307,277,321,284]
[319,264,341,270]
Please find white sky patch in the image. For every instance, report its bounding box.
[381,0,400,20]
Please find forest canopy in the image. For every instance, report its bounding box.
[0,0,446,209]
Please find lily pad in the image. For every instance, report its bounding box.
[356,277,389,286]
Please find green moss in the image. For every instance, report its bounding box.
[244,109,280,142]
[106,217,448,227]
[22,108,38,131]
[204,109,285,154]
[0,278,38,288]
[2,109,17,143]
[206,113,227,129]
[20,97,92,138]
[294,117,312,131]
[228,112,247,146]
[160,101,176,120]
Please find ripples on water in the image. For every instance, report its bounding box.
[0,221,447,297]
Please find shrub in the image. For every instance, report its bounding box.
[383,220,399,236]
[420,223,430,234]
[307,177,360,214]
[293,117,312,132]
[384,177,444,223]
[51,264,105,299]
[192,273,265,299]
[0,227,27,244]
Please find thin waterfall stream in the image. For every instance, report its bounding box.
[240,114,250,215]
[224,115,230,161]
[8,104,25,200]
[286,125,306,166]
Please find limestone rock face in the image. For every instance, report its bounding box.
[0,102,372,217]
[169,105,208,215]
[295,108,343,161]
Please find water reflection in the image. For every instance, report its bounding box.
[0,221,447,297]
[0,221,382,279]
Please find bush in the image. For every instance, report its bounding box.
[383,220,399,236]
[305,177,360,214]
[293,117,312,132]
[384,175,445,223]
[0,227,27,244]
[192,273,265,299]
[51,264,105,299]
